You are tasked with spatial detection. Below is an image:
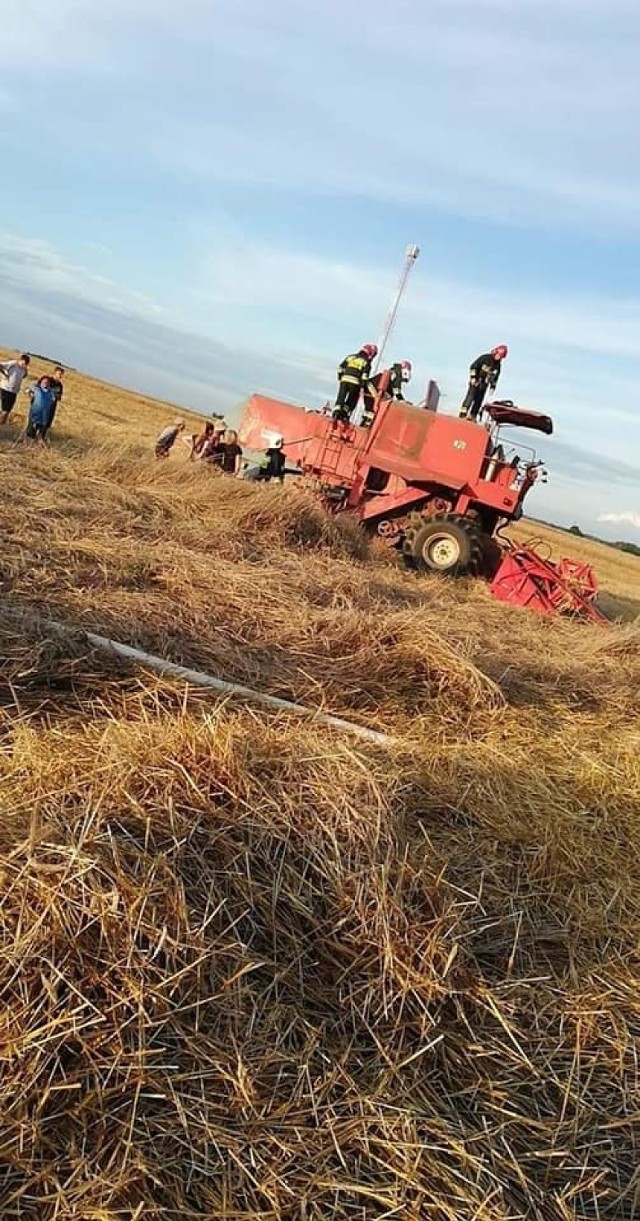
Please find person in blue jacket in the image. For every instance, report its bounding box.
[42,366,65,438]
[25,376,56,441]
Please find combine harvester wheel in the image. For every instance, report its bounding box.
[403,513,485,577]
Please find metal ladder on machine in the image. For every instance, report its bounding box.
[313,419,363,507]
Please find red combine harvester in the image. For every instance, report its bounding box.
[238,390,606,623]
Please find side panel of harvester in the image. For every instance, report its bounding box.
[239,394,371,487]
[239,396,327,458]
[366,404,487,487]
[361,404,524,521]
[238,393,524,523]
[240,394,491,492]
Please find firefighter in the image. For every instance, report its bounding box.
[333,343,378,422]
[459,345,508,421]
[361,361,412,426]
[244,435,287,483]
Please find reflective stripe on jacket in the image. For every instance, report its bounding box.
[337,352,371,386]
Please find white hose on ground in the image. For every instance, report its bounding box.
[77,629,395,747]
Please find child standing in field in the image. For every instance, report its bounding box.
[155,418,185,459]
[25,376,56,442]
[43,366,65,438]
[0,354,31,426]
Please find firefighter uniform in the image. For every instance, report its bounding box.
[333,350,373,422]
[252,445,286,483]
[361,364,407,426]
[460,351,504,421]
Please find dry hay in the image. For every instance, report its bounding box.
[1,617,639,1218]
[1,393,640,1218]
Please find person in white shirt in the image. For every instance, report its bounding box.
[0,354,31,425]
[155,418,185,458]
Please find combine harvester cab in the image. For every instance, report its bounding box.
[238,392,605,623]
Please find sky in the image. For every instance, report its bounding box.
[0,0,639,537]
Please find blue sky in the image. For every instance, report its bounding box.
[1,0,639,537]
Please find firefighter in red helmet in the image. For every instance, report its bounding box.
[361,360,412,427]
[460,345,508,421]
[333,343,378,423]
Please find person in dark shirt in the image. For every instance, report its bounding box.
[155,419,185,458]
[244,436,287,482]
[333,343,378,422]
[208,429,243,475]
[41,366,64,439]
[459,345,508,420]
[361,360,412,426]
[261,441,286,482]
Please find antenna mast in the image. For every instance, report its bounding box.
[373,244,420,373]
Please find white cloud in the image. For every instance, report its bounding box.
[143,0,640,230]
[0,0,638,535]
[0,233,167,320]
[1,0,639,230]
[0,231,332,411]
[5,225,640,419]
[190,228,640,360]
[7,221,632,471]
[186,230,640,462]
[2,223,639,457]
[0,0,210,69]
[598,511,640,531]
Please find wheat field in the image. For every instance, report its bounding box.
[0,352,639,1220]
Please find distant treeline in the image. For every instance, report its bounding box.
[567,524,640,558]
[526,516,639,557]
[29,353,76,370]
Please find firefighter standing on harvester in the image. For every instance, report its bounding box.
[459,345,508,421]
[360,360,412,426]
[333,344,378,422]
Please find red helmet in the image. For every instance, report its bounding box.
[361,343,378,358]
[492,344,508,359]
[401,360,412,372]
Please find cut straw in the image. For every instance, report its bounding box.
[49,621,396,747]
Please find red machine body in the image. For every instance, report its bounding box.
[490,545,606,624]
[238,391,604,622]
[239,393,547,538]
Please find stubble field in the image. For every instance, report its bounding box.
[0,353,639,1220]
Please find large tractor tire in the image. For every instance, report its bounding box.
[403,513,484,578]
